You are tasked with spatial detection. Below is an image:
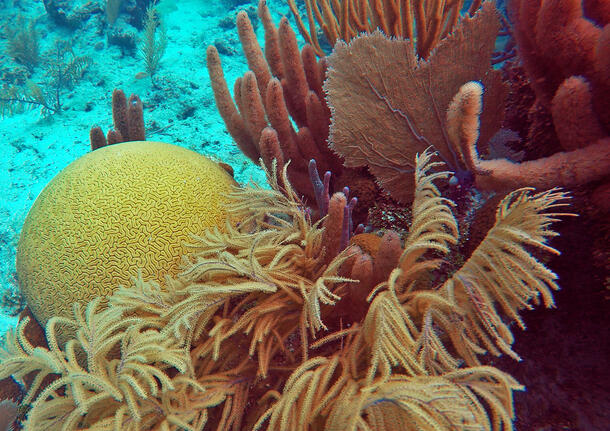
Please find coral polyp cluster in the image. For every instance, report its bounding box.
[0,150,569,430]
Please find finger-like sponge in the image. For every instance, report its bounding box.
[16,141,236,333]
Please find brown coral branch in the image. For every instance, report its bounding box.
[278,17,310,128]
[127,94,145,142]
[89,89,146,151]
[207,1,345,204]
[323,192,347,263]
[258,0,284,79]
[111,87,129,140]
[89,126,106,150]
[206,46,259,161]
[288,0,472,59]
[240,71,268,149]
[258,127,284,174]
[237,11,273,102]
[446,81,487,174]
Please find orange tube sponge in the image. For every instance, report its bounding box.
[551,76,606,150]
[449,81,610,192]
[474,139,610,191]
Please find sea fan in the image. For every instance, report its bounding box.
[325,2,506,202]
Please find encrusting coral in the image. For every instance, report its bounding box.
[1,148,570,430]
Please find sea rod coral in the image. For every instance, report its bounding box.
[0,148,570,430]
[286,0,484,58]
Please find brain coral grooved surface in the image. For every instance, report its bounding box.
[16,141,236,330]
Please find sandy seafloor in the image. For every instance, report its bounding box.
[0,0,298,340]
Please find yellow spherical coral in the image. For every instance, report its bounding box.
[16,141,236,329]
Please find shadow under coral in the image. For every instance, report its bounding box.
[491,200,610,431]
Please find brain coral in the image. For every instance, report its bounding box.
[16,141,236,331]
